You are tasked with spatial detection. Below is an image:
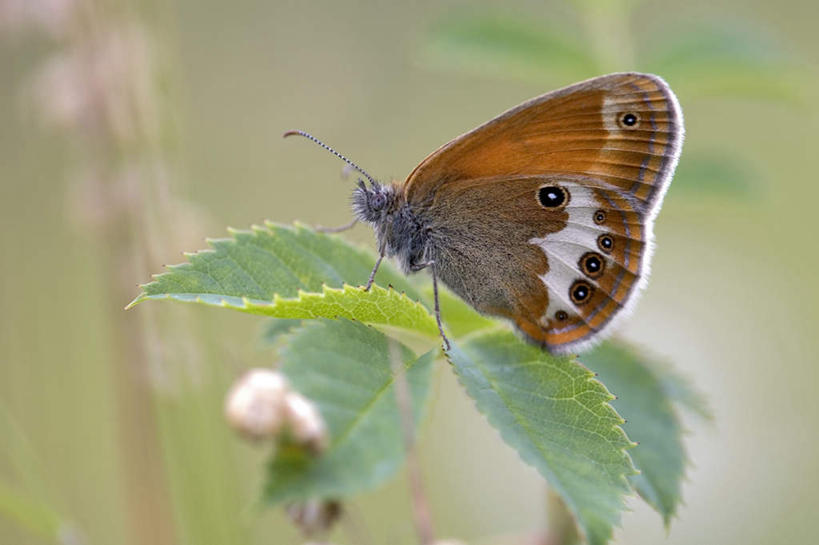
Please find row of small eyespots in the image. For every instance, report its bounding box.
[537,185,615,322]
[543,109,640,323]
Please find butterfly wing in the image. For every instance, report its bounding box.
[405,73,683,353]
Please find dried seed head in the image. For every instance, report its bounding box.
[286,499,342,536]
[224,369,290,440]
[283,391,329,453]
[0,0,78,37]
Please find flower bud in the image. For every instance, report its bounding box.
[224,369,289,440]
[283,391,328,453]
[286,499,341,536]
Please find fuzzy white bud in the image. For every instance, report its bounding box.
[283,391,328,453]
[224,369,290,440]
[286,500,341,536]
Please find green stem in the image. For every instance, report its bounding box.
[389,340,436,545]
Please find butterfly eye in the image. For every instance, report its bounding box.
[597,234,614,253]
[579,252,605,279]
[555,310,568,322]
[370,192,387,211]
[618,112,640,128]
[594,210,607,224]
[570,280,594,305]
[537,185,568,208]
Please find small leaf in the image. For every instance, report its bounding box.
[143,284,439,338]
[129,222,421,308]
[420,13,600,84]
[264,319,435,502]
[448,331,635,545]
[129,223,439,338]
[581,341,708,525]
[259,319,302,346]
[642,354,713,421]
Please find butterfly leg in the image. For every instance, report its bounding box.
[364,246,385,291]
[431,267,451,351]
[315,218,358,233]
[410,261,451,351]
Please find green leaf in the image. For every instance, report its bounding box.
[426,285,497,338]
[129,222,421,306]
[420,13,600,84]
[581,341,708,525]
[129,223,439,338]
[144,283,438,338]
[448,331,635,545]
[265,319,435,502]
[654,364,712,421]
[259,319,303,346]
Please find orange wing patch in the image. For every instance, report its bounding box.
[404,73,683,353]
[404,73,682,216]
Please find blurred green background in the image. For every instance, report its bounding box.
[1,0,817,544]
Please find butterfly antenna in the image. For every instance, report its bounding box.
[283,130,379,187]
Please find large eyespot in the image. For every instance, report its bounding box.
[597,234,614,254]
[617,112,640,128]
[594,210,607,225]
[555,310,568,322]
[579,252,605,279]
[537,185,569,209]
[570,280,593,305]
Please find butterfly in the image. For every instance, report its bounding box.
[285,72,684,354]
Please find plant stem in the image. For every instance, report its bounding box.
[542,487,580,545]
[389,341,436,545]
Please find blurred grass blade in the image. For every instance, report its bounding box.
[265,319,435,502]
[420,13,600,83]
[154,364,253,545]
[672,152,761,198]
[581,341,709,525]
[646,22,783,69]
[448,331,635,545]
[0,407,67,541]
[0,480,62,541]
[644,22,806,103]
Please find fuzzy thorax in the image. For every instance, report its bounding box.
[352,180,430,274]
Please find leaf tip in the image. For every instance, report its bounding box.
[125,294,144,310]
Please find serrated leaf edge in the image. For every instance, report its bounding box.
[445,343,638,545]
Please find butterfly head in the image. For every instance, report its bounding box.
[352,179,399,224]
